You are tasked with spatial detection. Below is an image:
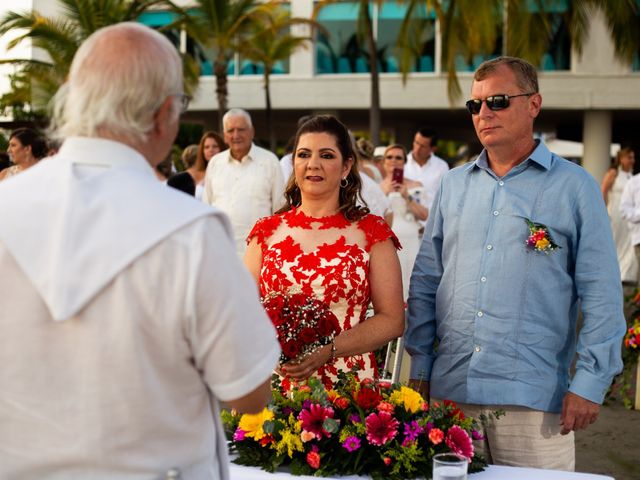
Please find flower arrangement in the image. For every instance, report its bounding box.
[222,372,491,479]
[610,291,640,408]
[524,218,560,253]
[262,290,340,365]
[624,318,640,350]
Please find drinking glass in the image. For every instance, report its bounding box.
[432,452,467,480]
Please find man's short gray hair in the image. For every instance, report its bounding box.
[473,56,539,94]
[223,108,253,129]
[50,22,183,143]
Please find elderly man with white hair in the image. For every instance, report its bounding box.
[0,23,280,479]
[203,108,284,256]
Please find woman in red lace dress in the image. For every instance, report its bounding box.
[244,115,404,388]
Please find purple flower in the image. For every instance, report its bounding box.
[403,420,422,442]
[342,436,362,452]
[424,421,434,433]
[472,430,484,441]
[302,400,312,409]
[349,414,361,424]
[282,407,294,416]
[233,428,246,441]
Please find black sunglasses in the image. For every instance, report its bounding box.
[465,92,535,115]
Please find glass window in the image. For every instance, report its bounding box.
[316,2,363,74]
[315,1,435,75]
[528,0,571,70]
[138,11,213,76]
[378,2,435,73]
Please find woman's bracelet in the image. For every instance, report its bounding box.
[330,338,337,361]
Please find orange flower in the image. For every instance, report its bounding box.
[306,451,321,469]
[429,428,444,444]
[376,401,395,414]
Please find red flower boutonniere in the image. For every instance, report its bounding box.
[525,219,560,253]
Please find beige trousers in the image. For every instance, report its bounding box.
[436,401,575,471]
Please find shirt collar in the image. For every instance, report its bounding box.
[470,139,552,174]
[58,136,155,175]
[227,143,257,163]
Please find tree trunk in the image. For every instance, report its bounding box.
[264,70,275,153]
[364,5,380,146]
[214,58,229,132]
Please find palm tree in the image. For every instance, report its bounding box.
[0,0,175,117]
[168,0,261,131]
[314,0,385,146]
[241,2,322,151]
[397,0,639,104]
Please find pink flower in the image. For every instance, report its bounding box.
[306,451,321,469]
[365,411,399,446]
[299,403,335,439]
[233,428,246,441]
[342,436,361,452]
[445,425,474,460]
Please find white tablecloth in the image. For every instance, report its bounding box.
[229,463,614,480]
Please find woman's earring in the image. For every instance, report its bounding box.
[340,177,349,188]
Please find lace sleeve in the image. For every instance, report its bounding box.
[246,214,282,250]
[358,214,402,252]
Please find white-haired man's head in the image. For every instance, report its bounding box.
[223,108,255,160]
[50,22,183,151]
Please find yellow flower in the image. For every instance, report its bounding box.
[389,386,424,414]
[276,429,304,457]
[238,408,274,440]
[536,238,550,250]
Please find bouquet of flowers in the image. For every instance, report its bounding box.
[222,372,492,480]
[611,292,640,408]
[262,289,340,366]
[624,318,640,350]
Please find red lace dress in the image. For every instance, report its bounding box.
[247,207,400,388]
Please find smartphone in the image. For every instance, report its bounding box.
[392,167,404,184]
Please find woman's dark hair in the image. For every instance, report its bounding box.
[277,114,369,221]
[195,130,226,171]
[10,128,48,160]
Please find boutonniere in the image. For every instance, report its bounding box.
[524,218,560,253]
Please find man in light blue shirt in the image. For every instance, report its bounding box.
[405,57,625,470]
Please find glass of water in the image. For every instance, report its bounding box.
[432,452,468,480]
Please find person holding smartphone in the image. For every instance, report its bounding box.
[379,144,428,299]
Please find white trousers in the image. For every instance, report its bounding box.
[438,401,575,471]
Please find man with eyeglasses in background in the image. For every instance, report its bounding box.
[404,56,624,470]
[0,23,279,479]
[404,126,449,217]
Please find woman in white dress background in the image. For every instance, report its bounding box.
[379,144,428,299]
[601,147,637,283]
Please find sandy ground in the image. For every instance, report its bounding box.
[575,378,640,480]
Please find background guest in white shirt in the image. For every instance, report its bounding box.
[203,108,285,256]
[404,126,449,215]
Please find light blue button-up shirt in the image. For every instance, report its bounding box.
[405,140,625,413]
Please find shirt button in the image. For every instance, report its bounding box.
[480,276,487,282]
[477,311,483,317]
[475,346,481,352]
[487,244,493,250]
[499,181,504,186]
[493,210,499,216]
